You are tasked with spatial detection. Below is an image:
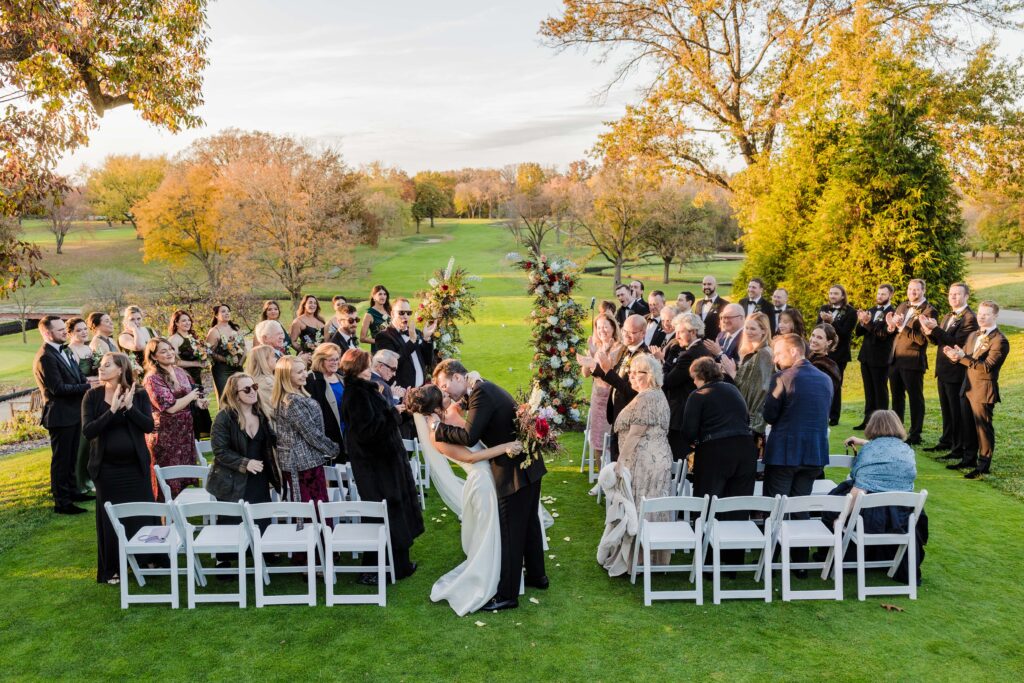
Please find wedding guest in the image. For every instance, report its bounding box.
[67,317,97,494]
[770,288,793,335]
[117,305,155,367]
[359,284,392,351]
[167,310,211,440]
[578,314,649,461]
[679,356,756,503]
[676,291,695,315]
[614,353,673,567]
[371,349,404,407]
[660,313,713,461]
[630,279,646,302]
[34,315,94,514]
[808,323,842,407]
[599,300,617,319]
[842,411,917,495]
[206,303,244,399]
[243,344,278,414]
[324,295,349,341]
[643,290,667,347]
[82,352,155,584]
[723,312,774,446]
[816,284,857,425]
[614,282,648,325]
[253,320,288,358]
[374,297,437,390]
[886,279,937,445]
[918,282,978,457]
[582,313,622,466]
[271,356,339,502]
[290,294,326,354]
[340,348,423,581]
[327,304,360,351]
[305,343,346,461]
[143,338,205,501]
[776,308,806,338]
[260,300,295,351]
[714,303,745,362]
[739,278,773,319]
[694,275,728,340]
[206,373,280,505]
[657,305,678,347]
[944,301,1010,478]
[88,312,118,356]
[853,284,895,430]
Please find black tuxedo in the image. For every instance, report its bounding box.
[739,297,773,320]
[328,330,359,352]
[435,380,547,601]
[957,328,1009,463]
[817,304,857,423]
[888,300,938,442]
[615,299,649,325]
[33,343,90,507]
[855,304,895,421]
[925,307,978,452]
[591,343,649,461]
[694,295,728,340]
[373,326,434,389]
[716,329,743,363]
[643,314,666,348]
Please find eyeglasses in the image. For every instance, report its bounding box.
[346,317,359,323]
[396,310,412,316]
[237,385,257,395]
[380,364,398,372]
[722,314,743,320]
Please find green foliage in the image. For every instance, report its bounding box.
[0,412,47,446]
[412,180,451,229]
[85,155,169,233]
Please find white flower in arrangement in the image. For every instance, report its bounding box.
[569,408,580,420]
[561,376,574,388]
[538,406,557,421]
[444,256,455,279]
[552,414,564,425]
[556,341,568,351]
[528,387,545,410]
[453,301,461,310]
[506,252,521,261]
[549,355,562,369]
[547,315,559,326]
[550,260,562,272]
[551,282,561,294]
[429,278,439,288]
[536,285,545,294]
[441,333,452,343]
[571,336,580,344]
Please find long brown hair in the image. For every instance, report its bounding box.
[168,309,197,339]
[102,352,135,391]
[297,295,325,323]
[143,337,176,386]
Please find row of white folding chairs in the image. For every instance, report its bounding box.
[629,489,927,606]
[104,497,395,610]
[403,438,427,510]
[751,454,854,496]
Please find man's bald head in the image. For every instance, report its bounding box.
[622,314,647,346]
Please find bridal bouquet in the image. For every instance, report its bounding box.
[215,333,247,368]
[417,256,480,360]
[514,387,564,469]
[297,327,323,354]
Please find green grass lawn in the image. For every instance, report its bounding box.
[2,219,1024,680]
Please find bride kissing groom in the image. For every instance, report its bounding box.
[407,359,548,614]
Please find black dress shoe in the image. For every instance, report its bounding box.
[922,444,948,453]
[793,569,809,579]
[904,437,922,446]
[946,458,976,470]
[54,504,87,515]
[937,453,961,461]
[964,468,986,480]
[525,575,549,590]
[852,422,867,431]
[72,492,96,502]
[828,419,839,427]
[965,457,991,479]
[482,597,518,611]
[357,573,379,586]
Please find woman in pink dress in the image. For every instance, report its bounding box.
[583,313,623,461]
[143,338,208,500]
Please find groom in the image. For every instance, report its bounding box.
[432,359,547,611]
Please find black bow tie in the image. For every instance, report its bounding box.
[775,308,783,313]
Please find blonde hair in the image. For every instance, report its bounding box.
[244,345,278,380]
[631,353,663,389]
[271,356,307,412]
[121,305,143,330]
[864,410,907,441]
[310,343,342,374]
[740,311,772,357]
[220,372,266,429]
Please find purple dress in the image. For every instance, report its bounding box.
[144,367,196,500]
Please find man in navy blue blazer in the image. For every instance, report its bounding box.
[763,333,833,566]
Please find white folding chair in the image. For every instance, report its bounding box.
[154,464,214,506]
[243,501,322,607]
[323,465,348,503]
[335,462,360,502]
[702,495,779,604]
[595,432,612,505]
[753,459,765,496]
[580,407,600,483]
[772,494,852,601]
[103,501,182,609]
[174,500,251,608]
[318,500,395,606]
[824,490,927,601]
[194,439,213,466]
[402,439,427,510]
[812,454,854,495]
[629,496,709,605]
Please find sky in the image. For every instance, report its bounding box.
[58,0,647,175]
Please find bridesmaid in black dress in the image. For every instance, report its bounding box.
[167,310,213,439]
[205,303,245,399]
[289,294,326,355]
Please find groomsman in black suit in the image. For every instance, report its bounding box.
[374,297,437,390]
[714,303,746,363]
[327,304,361,351]
[614,283,649,325]
[770,288,795,335]
[886,279,938,445]
[739,278,774,319]
[582,314,649,461]
[643,290,667,348]
[853,283,895,429]
[918,282,978,458]
[694,275,729,340]
[941,301,1009,479]
[817,284,857,425]
[33,316,95,514]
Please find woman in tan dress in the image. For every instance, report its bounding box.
[614,352,674,567]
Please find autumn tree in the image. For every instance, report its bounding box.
[85,155,168,236]
[641,182,714,283]
[977,198,1024,268]
[0,0,209,296]
[359,163,413,245]
[134,162,227,289]
[412,180,449,230]
[40,185,85,254]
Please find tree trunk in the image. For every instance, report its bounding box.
[614,258,623,285]
[290,291,301,317]
[415,217,421,234]
[54,232,64,254]
[127,215,142,240]
[20,320,27,344]
[1018,250,1023,268]
[429,214,435,228]
[663,257,672,283]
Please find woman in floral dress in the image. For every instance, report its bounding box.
[167,310,212,439]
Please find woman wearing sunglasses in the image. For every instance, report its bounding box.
[206,373,281,505]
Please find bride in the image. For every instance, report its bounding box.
[406,385,522,617]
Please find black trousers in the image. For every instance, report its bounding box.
[48,423,81,507]
[860,363,889,420]
[764,464,823,563]
[961,396,996,460]
[829,361,848,423]
[668,430,688,462]
[936,380,963,451]
[889,368,925,441]
[496,479,545,601]
[692,436,757,500]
